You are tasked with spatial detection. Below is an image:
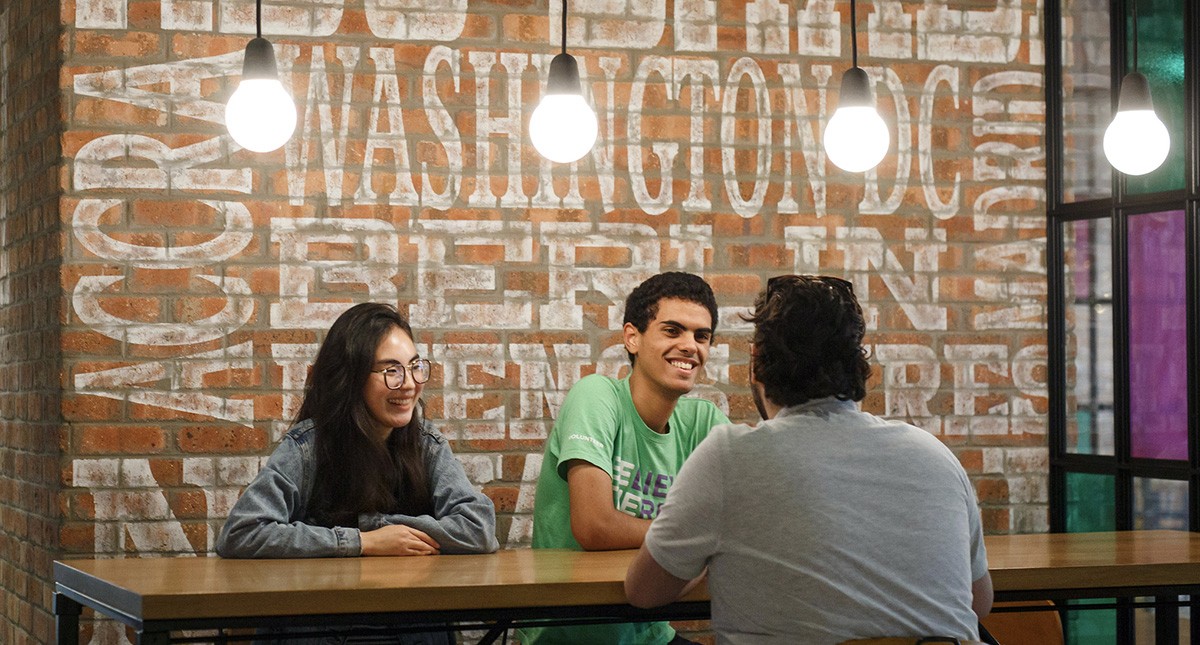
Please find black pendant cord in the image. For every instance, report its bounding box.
[1131,0,1139,72]
[850,0,858,68]
[256,0,263,39]
[560,0,567,55]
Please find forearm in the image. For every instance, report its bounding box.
[215,454,360,558]
[217,518,360,558]
[624,543,691,608]
[360,510,498,554]
[565,460,652,550]
[971,572,994,619]
[571,508,651,551]
[402,436,499,553]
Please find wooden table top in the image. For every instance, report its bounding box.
[984,529,1200,593]
[55,548,691,621]
[55,530,1200,621]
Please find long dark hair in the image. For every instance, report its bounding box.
[299,303,433,528]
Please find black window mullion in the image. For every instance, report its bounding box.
[1045,0,1065,213]
[1045,0,1069,533]
[1127,458,1193,481]
[1047,213,1068,533]
[1112,203,1133,532]
[1112,192,1134,645]
[1114,188,1190,210]
[1189,199,1199,532]
[1110,0,1127,203]
[1187,0,1200,535]
[1055,199,1116,220]
[1189,0,1200,197]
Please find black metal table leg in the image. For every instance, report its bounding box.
[136,627,172,645]
[476,621,512,645]
[1191,595,1200,645]
[1154,595,1179,644]
[54,593,81,645]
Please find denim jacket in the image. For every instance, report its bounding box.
[216,419,499,558]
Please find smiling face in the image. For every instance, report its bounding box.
[363,325,424,442]
[624,297,714,399]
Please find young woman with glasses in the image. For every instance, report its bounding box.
[217,302,498,562]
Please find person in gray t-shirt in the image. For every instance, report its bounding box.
[625,275,993,644]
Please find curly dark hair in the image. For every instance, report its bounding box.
[743,275,871,407]
[622,272,719,364]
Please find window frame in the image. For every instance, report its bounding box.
[1047,0,1200,641]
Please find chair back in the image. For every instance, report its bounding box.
[978,600,1064,645]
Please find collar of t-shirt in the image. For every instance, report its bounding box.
[776,396,857,419]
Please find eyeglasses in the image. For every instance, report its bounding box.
[371,359,433,389]
[766,274,853,296]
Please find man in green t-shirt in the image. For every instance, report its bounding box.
[521,272,729,645]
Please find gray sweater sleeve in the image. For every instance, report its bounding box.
[215,435,361,558]
[358,433,500,554]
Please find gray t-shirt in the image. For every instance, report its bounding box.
[644,398,988,645]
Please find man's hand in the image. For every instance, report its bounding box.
[360,525,441,556]
[624,542,695,608]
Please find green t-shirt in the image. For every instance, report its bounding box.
[521,374,730,645]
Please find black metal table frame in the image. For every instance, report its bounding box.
[993,585,1200,644]
[56,583,1200,644]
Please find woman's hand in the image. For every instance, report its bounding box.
[360,525,441,556]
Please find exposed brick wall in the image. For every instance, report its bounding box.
[0,0,65,642]
[8,0,1050,641]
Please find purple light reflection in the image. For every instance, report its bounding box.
[1127,210,1187,460]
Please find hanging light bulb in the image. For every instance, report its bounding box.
[824,69,889,172]
[529,0,597,164]
[1102,0,1168,176]
[225,0,296,153]
[822,0,889,173]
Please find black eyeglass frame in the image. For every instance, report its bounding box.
[371,359,433,390]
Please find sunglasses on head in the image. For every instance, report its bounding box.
[766,274,854,295]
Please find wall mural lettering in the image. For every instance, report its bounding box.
[62,0,1047,598]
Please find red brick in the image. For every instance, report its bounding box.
[169,489,211,519]
[77,424,166,455]
[177,426,268,454]
[975,478,1010,504]
[61,394,122,423]
[483,485,519,512]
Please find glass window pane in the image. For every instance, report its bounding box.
[1065,471,1115,532]
[1063,219,1114,455]
[1127,210,1187,460]
[1124,0,1186,194]
[1133,477,1188,530]
[1067,600,1116,645]
[1132,478,1189,640]
[1060,0,1112,202]
[1133,603,1189,643]
[1064,471,1117,644]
